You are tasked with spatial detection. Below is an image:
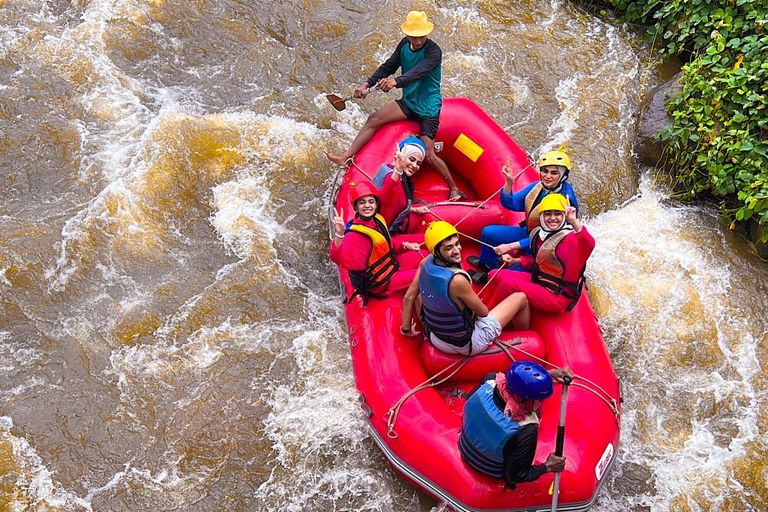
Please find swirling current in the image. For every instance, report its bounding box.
[1,1,766,511]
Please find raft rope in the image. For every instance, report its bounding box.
[384,338,619,437]
[347,157,373,181]
[384,354,471,438]
[510,344,620,417]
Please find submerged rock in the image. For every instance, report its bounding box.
[635,72,683,167]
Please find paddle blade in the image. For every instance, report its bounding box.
[326,94,347,111]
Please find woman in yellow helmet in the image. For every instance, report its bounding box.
[481,193,594,314]
[467,150,580,273]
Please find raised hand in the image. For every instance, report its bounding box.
[333,207,346,238]
[393,143,408,175]
[502,157,515,193]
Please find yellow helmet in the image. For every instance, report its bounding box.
[424,221,458,254]
[538,193,567,213]
[539,150,571,172]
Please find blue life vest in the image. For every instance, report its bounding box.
[419,257,473,348]
[459,382,522,478]
[371,163,414,235]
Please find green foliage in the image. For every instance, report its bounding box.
[587,0,768,241]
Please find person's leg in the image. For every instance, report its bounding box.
[486,270,568,313]
[326,101,407,165]
[396,250,425,271]
[477,225,525,269]
[488,291,529,330]
[420,135,461,198]
[387,269,417,295]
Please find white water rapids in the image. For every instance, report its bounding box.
[1,1,766,511]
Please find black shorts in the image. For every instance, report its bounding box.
[396,99,440,140]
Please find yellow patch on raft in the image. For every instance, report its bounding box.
[453,134,484,162]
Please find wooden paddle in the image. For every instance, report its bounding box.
[326,87,378,111]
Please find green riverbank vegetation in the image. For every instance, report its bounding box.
[587,0,768,242]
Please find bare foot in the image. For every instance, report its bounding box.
[325,151,349,166]
[448,189,469,202]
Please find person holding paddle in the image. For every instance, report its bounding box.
[458,361,573,490]
[325,11,467,202]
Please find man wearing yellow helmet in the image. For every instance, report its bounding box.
[480,193,595,314]
[467,150,580,273]
[399,221,530,355]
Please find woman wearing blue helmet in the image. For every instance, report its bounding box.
[373,136,432,236]
[458,361,574,489]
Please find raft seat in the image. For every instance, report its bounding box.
[419,329,545,382]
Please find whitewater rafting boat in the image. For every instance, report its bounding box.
[329,98,621,511]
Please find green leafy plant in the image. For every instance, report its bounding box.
[585,0,768,241]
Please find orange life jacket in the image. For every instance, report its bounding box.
[346,214,400,305]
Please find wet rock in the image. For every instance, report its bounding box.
[619,461,655,497]
[635,72,683,167]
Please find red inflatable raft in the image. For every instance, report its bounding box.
[329,98,621,511]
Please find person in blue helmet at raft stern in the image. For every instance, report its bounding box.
[458,361,574,490]
[325,10,468,202]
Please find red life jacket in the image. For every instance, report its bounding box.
[529,227,585,312]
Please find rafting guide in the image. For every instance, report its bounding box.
[325,11,468,201]
[459,362,574,490]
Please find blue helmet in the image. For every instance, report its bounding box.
[506,361,554,400]
[398,136,426,157]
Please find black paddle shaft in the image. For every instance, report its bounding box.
[554,376,572,457]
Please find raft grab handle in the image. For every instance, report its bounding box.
[359,394,373,419]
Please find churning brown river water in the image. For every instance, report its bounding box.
[1,1,766,511]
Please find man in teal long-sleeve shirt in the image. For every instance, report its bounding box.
[326,11,466,201]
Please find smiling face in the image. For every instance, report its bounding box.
[539,165,562,188]
[437,235,462,264]
[403,153,423,176]
[408,35,427,51]
[541,210,565,230]
[354,195,378,218]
